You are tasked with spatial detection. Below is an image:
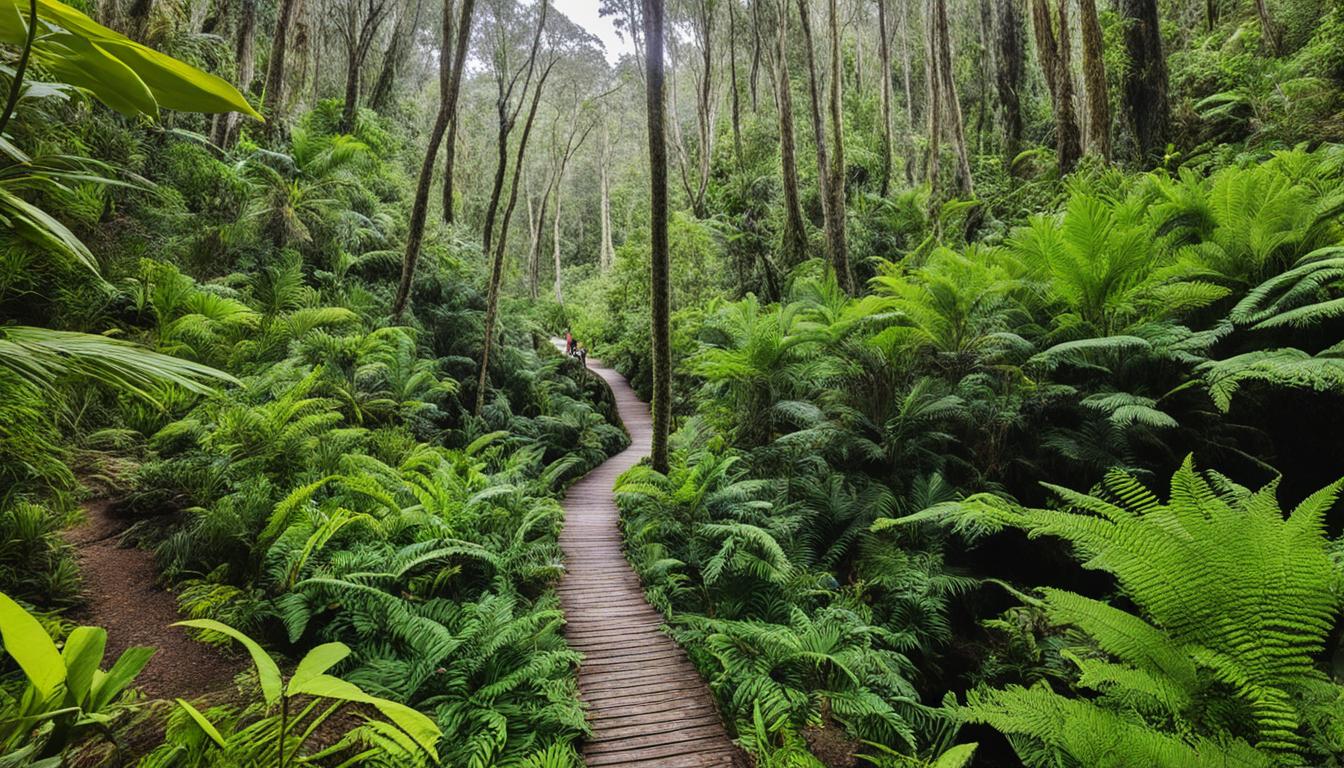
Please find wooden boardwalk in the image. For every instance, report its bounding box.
[553,340,741,768]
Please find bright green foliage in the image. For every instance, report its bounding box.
[0,591,152,761]
[0,0,259,119]
[166,619,441,765]
[949,460,1344,765]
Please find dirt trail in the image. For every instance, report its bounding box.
[66,499,241,700]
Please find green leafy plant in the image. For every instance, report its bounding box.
[0,590,152,761]
[170,619,441,767]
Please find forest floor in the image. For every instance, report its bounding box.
[65,499,242,699]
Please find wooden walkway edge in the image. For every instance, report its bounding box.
[552,339,742,768]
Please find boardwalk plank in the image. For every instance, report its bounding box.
[552,339,742,767]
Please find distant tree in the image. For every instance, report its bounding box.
[336,0,391,133]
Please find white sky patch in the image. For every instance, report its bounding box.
[550,0,636,63]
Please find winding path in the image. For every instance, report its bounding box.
[553,340,741,767]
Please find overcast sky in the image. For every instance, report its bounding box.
[550,0,636,62]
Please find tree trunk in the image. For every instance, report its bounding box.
[1117,0,1170,165]
[1078,0,1111,160]
[476,1,553,416]
[391,0,475,319]
[599,120,616,271]
[340,50,361,132]
[1052,0,1081,174]
[643,0,672,474]
[439,0,475,225]
[877,0,894,196]
[897,0,915,184]
[1253,0,1280,55]
[994,0,1025,164]
[826,0,853,293]
[750,0,762,109]
[729,0,744,167]
[932,0,974,196]
[263,0,299,132]
[772,0,808,266]
[552,179,564,303]
[797,0,833,259]
[1032,0,1080,174]
[221,0,258,148]
[924,0,941,203]
[527,171,554,300]
[370,0,424,112]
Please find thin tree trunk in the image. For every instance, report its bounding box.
[826,0,853,293]
[729,0,744,167]
[994,0,1025,165]
[750,0,762,109]
[370,0,424,112]
[1030,0,1059,99]
[1253,0,1280,55]
[476,0,553,416]
[1052,0,1081,174]
[552,179,564,303]
[897,0,915,184]
[925,0,941,200]
[1078,0,1111,160]
[223,0,257,147]
[392,0,475,319]
[643,0,672,474]
[797,0,833,255]
[439,0,475,225]
[877,0,894,196]
[599,120,615,271]
[263,0,299,133]
[1117,0,1169,165]
[772,0,808,266]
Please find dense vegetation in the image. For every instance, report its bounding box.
[0,0,1342,766]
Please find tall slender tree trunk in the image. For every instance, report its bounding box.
[1117,0,1170,165]
[263,0,299,132]
[1253,0,1280,55]
[552,179,565,303]
[772,0,808,266]
[826,0,853,293]
[1078,0,1111,160]
[877,0,894,197]
[1031,0,1080,174]
[924,0,941,198]
[476,1,553,416]
[994,0,1025,165]
[797,0,833,257]
[599,120,616,271]
[897,0,915,184]
[932,0,974,196]
[1051,0,1081,173]
[370,0,424,112]
[729,0,744,167]
[439,0,476,225]
[643,0,672,474]
[750,0,763,109]
[392,0,475,319]
[214,0,258,148]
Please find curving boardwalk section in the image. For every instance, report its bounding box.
[552,339,741,768]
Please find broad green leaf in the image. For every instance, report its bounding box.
[287,642,350,696]
[89,646,153,711]
[173,699,227,748]
[0,0,261,120]
[59,626,106,706]
[288,674,439,759]
[0,591,64,699]
[931,743,978,768]
[173,620,281,707]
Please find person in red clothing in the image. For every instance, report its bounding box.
[565,329,574,355]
